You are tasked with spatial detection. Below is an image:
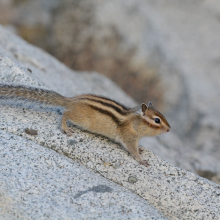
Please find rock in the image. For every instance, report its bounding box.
[0,130,166,219]
[0,24,220,219]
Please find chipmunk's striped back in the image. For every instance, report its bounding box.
[72,94,138,125]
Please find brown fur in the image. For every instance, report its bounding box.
[0,84,170,166]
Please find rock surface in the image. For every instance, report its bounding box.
[0,25,220,219]
[0,130,166,220]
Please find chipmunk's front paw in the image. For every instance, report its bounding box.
[62,128,74,137]
[139,160,150,167]
[138,147,144,154]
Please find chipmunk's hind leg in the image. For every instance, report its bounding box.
[61,111,74,136]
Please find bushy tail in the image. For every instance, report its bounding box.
[0,84,70,108]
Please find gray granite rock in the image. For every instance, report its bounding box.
[0,130,167,220]
[0,24,220,219]
[1,98,220,219]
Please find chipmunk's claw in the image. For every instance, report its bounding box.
[139,160,150,167]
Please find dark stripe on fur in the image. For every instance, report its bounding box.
[143,120,160,130]
[88,94,130,111]
[89,105,122,125]
[79,98,131,115]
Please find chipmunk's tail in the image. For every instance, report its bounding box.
[0,84,70,108]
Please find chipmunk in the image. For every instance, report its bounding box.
[0,84,170,166]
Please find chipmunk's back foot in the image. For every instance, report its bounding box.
[62,128,74,137]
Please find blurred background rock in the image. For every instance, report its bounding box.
[1,0,220,183]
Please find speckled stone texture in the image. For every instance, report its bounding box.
[0,130,166,220]
[0,25,220,219]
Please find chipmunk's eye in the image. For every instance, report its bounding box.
[155,118,160,124]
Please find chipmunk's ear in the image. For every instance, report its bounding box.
[148,102,153,108]
[141,103,148,113]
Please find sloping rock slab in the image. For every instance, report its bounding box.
[0,130,167,220]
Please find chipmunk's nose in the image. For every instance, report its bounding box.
[167,128,170,132]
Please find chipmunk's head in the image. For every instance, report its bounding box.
[141,102,171,136]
